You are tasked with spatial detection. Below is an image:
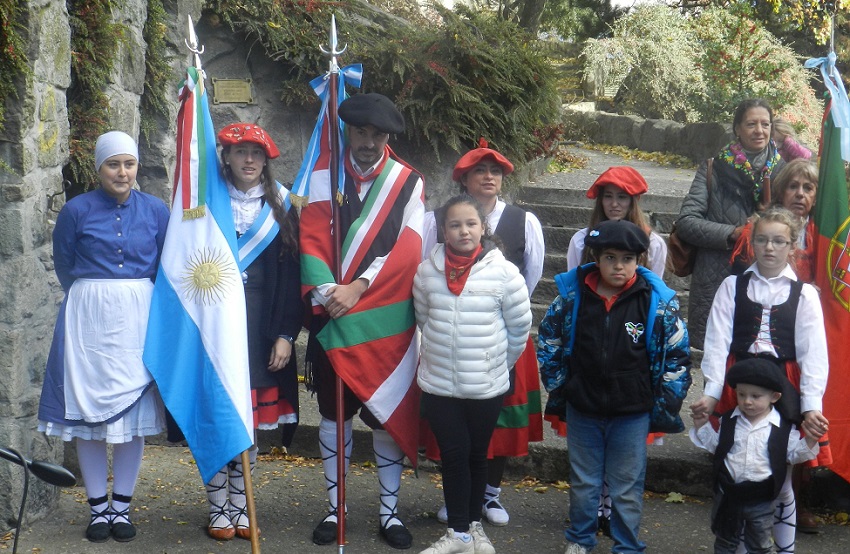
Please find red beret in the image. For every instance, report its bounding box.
[586,166,648,199]
[452,138,514,182]
[217,123,280,159]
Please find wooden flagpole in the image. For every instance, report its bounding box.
[185,15,262,553]
[321,14,348,553]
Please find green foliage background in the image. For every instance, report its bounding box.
[582,4,823,146]
[206,0,561,163]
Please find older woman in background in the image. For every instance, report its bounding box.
[675,98,785,349]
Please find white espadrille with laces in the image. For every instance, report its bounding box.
[481,485,509,526]
[565,542,589,554]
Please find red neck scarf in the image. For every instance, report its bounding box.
[345,148,389,193]
[445,244,483,295]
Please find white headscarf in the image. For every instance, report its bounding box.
[94,131,139,171]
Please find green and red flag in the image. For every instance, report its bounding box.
[812,98,850,484]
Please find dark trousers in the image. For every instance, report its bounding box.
[712,495,775,554]
[422,392,504,533]
[309,318,382,429]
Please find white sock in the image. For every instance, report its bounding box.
[453,530,472,542]
[205,466,231,528]
[319,417,353,521]
[111,437,144,497]
[773,473,796,553]
[373,429,404,527]
[75,439,108,500]
[228,446,258,528]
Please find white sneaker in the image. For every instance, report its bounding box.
[419,529,474,554]
[481,487,509,526]
[565,542,589,554]
[436,504,448,524]
[469,521,495,554]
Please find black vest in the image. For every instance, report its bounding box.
[730,272,802,361]
[437,203,526,273]
[713,411,792,502]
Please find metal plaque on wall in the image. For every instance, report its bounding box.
[212,78,254,104]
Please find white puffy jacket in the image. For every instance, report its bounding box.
[413,243,532,399]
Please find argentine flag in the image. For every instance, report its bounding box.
[144,66,253,484]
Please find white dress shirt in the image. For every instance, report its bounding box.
[690,407,818,484]
[701,264,829,413]
[228,182,264,234]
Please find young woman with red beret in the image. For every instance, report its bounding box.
[422,139,545,527]
[567,166,667,276]
[200,123,303,541]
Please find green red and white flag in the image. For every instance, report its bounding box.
[296,69,424,465]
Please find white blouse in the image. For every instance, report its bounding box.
[701,264,829,413]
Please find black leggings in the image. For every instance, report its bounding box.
[422,392,504,533]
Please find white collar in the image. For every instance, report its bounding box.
[227,181,264,200]
[744,263,798,282]
[730,405,782,427]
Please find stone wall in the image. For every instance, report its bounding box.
[565,108,736,163]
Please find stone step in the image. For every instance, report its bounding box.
[521,201,679,233]
[541,224,584,252]
[519,185,686,214]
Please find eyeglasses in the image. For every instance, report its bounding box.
[753,236,791,248]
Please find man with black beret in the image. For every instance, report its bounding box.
[300,92,424,549]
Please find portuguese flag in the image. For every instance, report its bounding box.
[813,100,850,484]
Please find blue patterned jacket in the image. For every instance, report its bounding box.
[537,264,692,433]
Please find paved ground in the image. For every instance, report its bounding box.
[7,443,850,554]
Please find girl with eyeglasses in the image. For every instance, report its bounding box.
[691,207,830,553]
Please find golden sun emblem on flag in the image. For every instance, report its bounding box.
[181,247,237,304]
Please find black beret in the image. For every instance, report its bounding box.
[584,219,650,254]
[727,358,787,392]
[727,358,801,422]
[339,93,405,134]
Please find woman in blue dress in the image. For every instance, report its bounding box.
[38,131,170,543]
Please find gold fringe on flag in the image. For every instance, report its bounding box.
[289,194,309,209]
[183,206,206,220]
[336,190,344,206]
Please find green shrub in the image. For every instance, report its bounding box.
[582,5,703,122]
[581,4,822,144]
[206,1,561,163]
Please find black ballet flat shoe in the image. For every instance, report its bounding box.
[312,512,338,545]
[111,520,136,543]
[379,516,412,550]
[85,495,111,543]
[110,496,137,543]
[85,521,111,543]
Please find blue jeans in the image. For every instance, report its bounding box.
[565,405,650,553]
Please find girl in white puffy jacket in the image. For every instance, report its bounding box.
[414,194,531,554]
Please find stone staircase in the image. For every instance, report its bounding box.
[513,176,697,366]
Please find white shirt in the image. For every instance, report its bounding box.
[567,227,668,277]
[421,199,544,295]
[702,264,829,413]
[228,182,264,234]
[690,407,818,484]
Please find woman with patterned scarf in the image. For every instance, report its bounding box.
[674,98,785,351]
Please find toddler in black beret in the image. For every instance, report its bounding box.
[690,358,826,554]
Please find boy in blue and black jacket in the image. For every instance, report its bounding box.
[538,219,691,554]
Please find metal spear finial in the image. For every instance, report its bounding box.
[185,15,205,71]
[320,14,347,73]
